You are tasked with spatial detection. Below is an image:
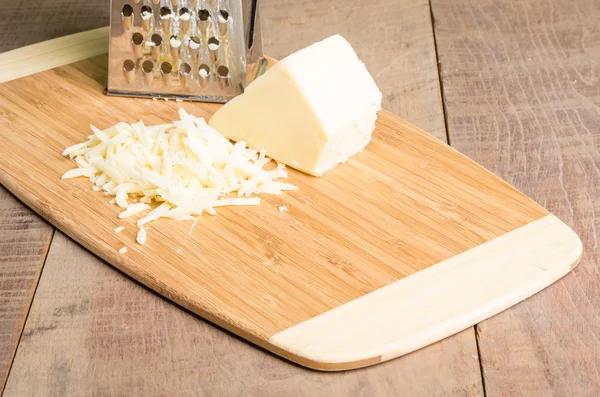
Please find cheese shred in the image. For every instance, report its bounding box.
[62,108,297,243]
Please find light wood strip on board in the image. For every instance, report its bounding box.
[269,214,581,370]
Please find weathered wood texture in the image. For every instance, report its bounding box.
[2,0,485,394]
[0,0,110,53]
[0,187,53,394]
[432,0,600,394]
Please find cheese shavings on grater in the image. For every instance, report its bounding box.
[107,0,265,103]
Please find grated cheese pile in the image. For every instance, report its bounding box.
[62,108,297,245]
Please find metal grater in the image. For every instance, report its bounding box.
[106,0,265,103]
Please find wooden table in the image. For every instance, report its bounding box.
[1,0,598,395]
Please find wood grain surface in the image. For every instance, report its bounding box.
[432,0,600,394]
[0,46,563,370]
[1,0,488,394]
[0,187,53,392]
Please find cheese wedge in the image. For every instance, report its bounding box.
[209,35,382,176]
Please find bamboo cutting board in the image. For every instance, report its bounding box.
[0,28,582,371]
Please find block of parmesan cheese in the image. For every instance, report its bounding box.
[209,35,382,176]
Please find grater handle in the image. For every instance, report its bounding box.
[248,0,258,49]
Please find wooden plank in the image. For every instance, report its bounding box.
[4,0,483,393]
[261,0,447,142]
[0,187,53,393]
[432,0,600,393]
[0,0,109,53]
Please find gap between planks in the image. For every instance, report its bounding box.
[426,3,487,391]
[1,229,55,395]
[428,0,452,147]
[425,2,486,392]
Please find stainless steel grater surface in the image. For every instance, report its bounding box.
[107,0,264,103]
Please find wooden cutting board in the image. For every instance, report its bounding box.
[0,28,582,371]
